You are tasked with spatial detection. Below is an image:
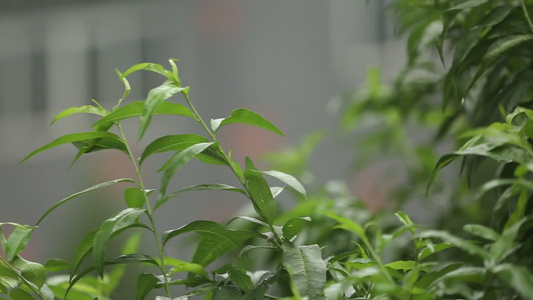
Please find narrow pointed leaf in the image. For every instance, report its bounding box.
[216,108,285,136]
[36,178,135,226]
[70,229,98,278]
[463,224,500,241]
[92,101,194,129]
[135,273,161,300]
[244,158,276,224]
[165,257,207,278]
[50,105,108,125]
[122,62,171,79]
[420,230,489,259]
[139,82,189,140]
[44,259,70,272]
[93,208,146,277]
[21,132,125,164]
[215,265,254,292]
[262,170,306,198]
[124,187,146,209]
[140,134,215,165]
[159,142,213,196]
[282,242,326,300]
[494,263,533,298]
[228,216,270,229]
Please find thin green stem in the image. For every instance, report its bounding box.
[521,0,533,34]
[117,124,172,298]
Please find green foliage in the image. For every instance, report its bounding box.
[2,0,533,299]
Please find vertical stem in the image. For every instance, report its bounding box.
[117,124,172,298]
[521,0,533,34]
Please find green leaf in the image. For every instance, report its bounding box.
[162,221,258,266]
[158,142,214,196]
[491,219,525,263]
[141,134,208,164]
[165,257,207,278]
[154,183,245,211]
[139,82,189,140]
[416,263,462,289]
[395,211,414,226]
[385,260,416,271]
[124,187,147,209]
[115,69,131,108]
[9,288,34,300]
[21,132,125,164]
[244,158,276,224]
[50,105,109,125]
[282,242,327,300]
[261,170,307,198]
[420,230,489,259]
[135,273,161,300]
[67,254,158,299]
[325,212,366,239]
[463,224,500,241]
[418,242,454,261]
[36,178,135,226]
[12,256,46,288]
[3,225,34,261]
[93,208,146,277]
[227,216,270,229]
[91,101,194,129]
[447,0,488,10]
[494,263,533,298]
[104,231,142,295]
[214,108,285,136]
[121,62,171,79]
[44,259,70,272]
[215,264,254,292]
[70,229,98,278]
[282,217,311,241]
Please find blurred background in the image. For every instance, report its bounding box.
[0,0,406,272]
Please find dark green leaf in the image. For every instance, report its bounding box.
[50,105,108,125]
[282,217,311,241]
[140,134,210,165]
[215,265,254,292]
[135,273,161,300]
[214,108,285,136]
[261,170,306,198]
[93,208,146,277]
[447,0,488,11]
[228,216,270,229]
[155,183,245,211]
[21,132,125,164]
[67,254,158,299]
[9,288,34,300]
[244,158,276,224]
[91,101,194,129]
[418,242,454,261]
[70,229,97,278]
[139,82,189,140]
[36,178,135,226]
[158,142,214,196]
[104,231,142,295]
[282,242,326,300]
[416,263,462,289]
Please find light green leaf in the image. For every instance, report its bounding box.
[121,62,171,79]
[70,229,97,278]
[2,225,34,261]
[416,263,462,289]
[282,217,311,241]
[491,219,525,263]
[141,134,208,163]
[418,242,454,261]
[214,108,285,136]
[124,187,147,209]
[21,132,125,164]
[50,105,109,125]
[92,101,194,129]
[93,208,146,277]
[463,224,500,241]
[44,259,70,272]
[244,158,276,224]
[36,178,135,226]
[154,183,245,211]
[395,211,414,226]
[385,260,416,271]
[139,82,189,140]
[282,242,326,300]
[261,170,306,198]
[325,212,366,239]
[158,142,214,196]
[9,288,34,300]
[494,263,533,298]
[420,230,489,259]
[228,216,270,229]
[115,69,131,108]
[165,257,207,278]
[135,273,161,300]
[12,256,46,288]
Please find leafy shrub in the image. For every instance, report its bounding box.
[2,0,533,299]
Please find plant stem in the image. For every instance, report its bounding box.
[117,124,172,298]
[521,0,533,34]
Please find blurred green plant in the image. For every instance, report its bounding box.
[2,0,533,299]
